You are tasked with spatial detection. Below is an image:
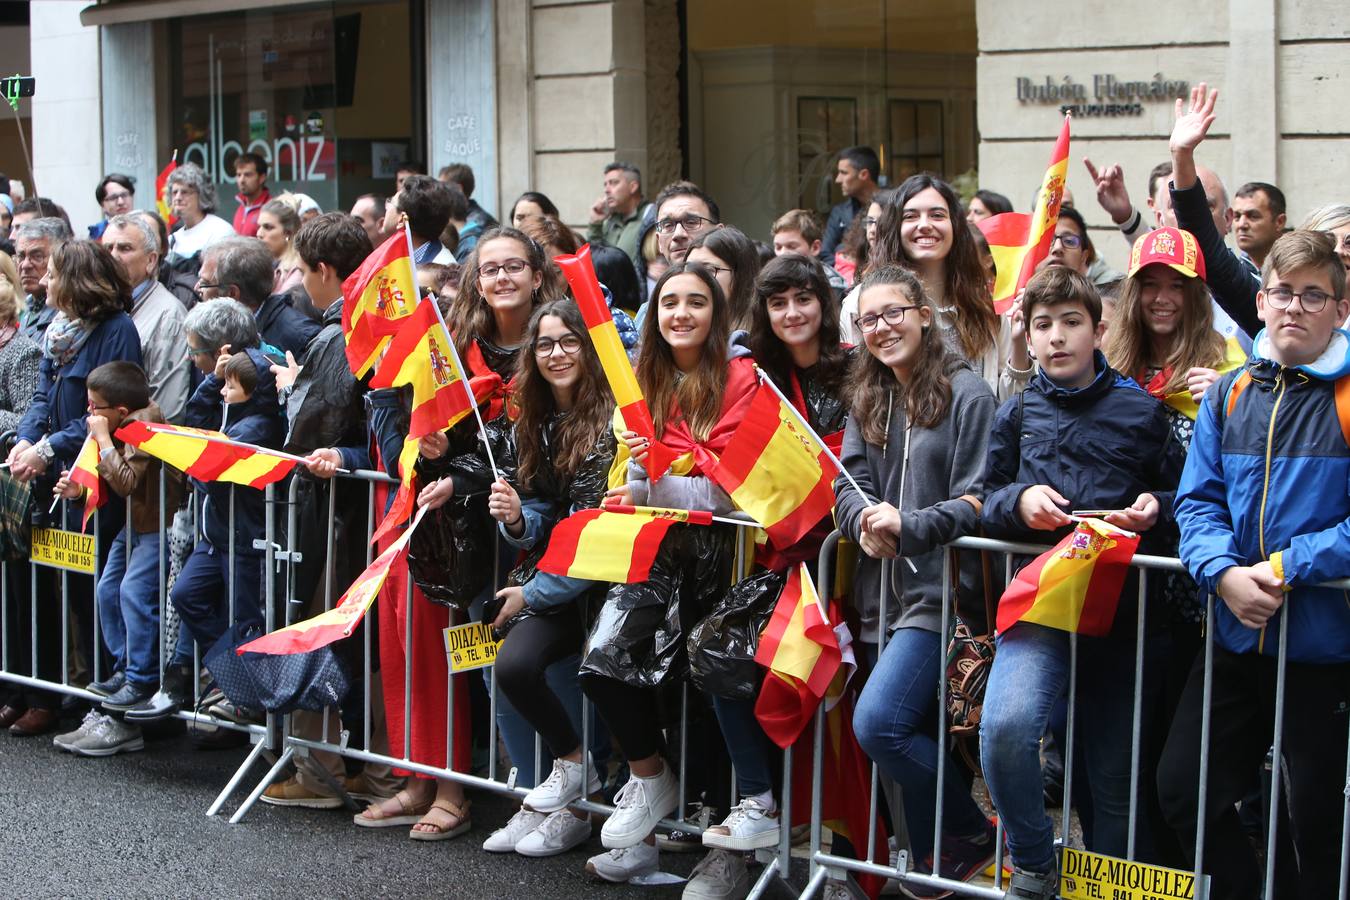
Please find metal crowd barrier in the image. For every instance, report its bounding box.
[5,455,1350,900]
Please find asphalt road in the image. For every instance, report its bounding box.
[0,715,752,900]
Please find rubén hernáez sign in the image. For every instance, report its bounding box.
[1016,73,1190,117]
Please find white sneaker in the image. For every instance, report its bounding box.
[600,766,678,849]
[515,808,592,857]
[585,841,659,882]
[53,710,105,752]
[482,807,546,853]
[701,796,780,851]
[523,755,601,814]
[683,848,751,900]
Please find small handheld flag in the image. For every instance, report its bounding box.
[341,227,420,378]
[68,435,105,532]
[537,505,715,583]
[555,245,677,480]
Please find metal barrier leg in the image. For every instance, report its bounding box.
[206,737,272,818]
[1126,570,1148,860]
[1262,613,1291,899]
[1194,593,1215,890]
[1339,703,1350,900]
[228,747,297,825]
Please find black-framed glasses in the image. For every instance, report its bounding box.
[655,214,716,235]
[1265,286,1335,313]
[1052,232,1083,249]
[696,263,731,278]
[533,334,583,357]
[862,216,879,229]
[195,280,221,291]
[855,304,919,333]
[478,258,530,280]
[185,345,215,358]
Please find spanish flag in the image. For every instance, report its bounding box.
[68,435,105,533]
[155,154,178,228]
[238,507,427,655]
[556,245,676,480]
[537,504,713,583]
[754,563,846,748]
[341,229,420,378]
[977,115,1071,314]
[114,421,297,489]
[996,517,1140,637]
[710,380,836,551]
[1146,336,1247,421]
[367,295,497,542]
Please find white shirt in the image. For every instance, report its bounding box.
[168,214,235,263]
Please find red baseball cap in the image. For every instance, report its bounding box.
[1128,227,1206,281]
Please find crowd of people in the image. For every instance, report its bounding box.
[0,83,1348,900]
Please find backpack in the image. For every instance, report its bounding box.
[1218,368,1350,446]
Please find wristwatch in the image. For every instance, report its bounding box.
[33,439,56,466]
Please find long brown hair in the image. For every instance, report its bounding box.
[876,175,996,361]
[848,266,954,440]
[749,253,848,398]
[50,240,132,321]
[511,300,615,489]
[637,262,731,441]
[1104,263,1224,394]
[448,227,558,359]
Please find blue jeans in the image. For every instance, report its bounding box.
[170,542,265,664]
[854,626,989,862]
[980,622,1157,873]
[711,693,775,797]
[95,528,164,687]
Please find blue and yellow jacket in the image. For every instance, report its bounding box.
[1177,328,1350,663]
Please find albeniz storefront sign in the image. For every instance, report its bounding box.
[1015,73,1190,116]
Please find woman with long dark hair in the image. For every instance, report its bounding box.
[572,261,758,883]
[476,299,617,857]
[687,226,762,332]
[837,264,998,888]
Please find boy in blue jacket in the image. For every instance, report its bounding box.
[978,267,1184,899]
[1162,230,1350,898]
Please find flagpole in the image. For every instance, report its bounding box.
[403,221,503,484]
[753,366,917,574]
[139,425,349,473]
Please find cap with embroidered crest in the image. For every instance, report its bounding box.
[1128,227,1206,280]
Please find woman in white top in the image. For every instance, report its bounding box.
[857,174,1030,400]
[164,163,235,266]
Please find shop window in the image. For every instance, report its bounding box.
[888,99,944,181]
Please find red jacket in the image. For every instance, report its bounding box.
[232,188,271,237]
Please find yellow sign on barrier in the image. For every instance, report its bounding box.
[1061,847,1199,900]
[443,622,502,673]
[30,527,96,574]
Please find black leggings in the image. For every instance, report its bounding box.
[580,671,664,762]
[495,605,586,759]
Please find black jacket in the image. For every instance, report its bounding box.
[1170,179,1262,339]
[819,197,862,265]
[256,292,323,364]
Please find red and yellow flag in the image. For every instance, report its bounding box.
[537,504,713,583]
[68,435,106,532]
[996,517,1140,637]
[341,229,419,378]
[237,507,427,655]
[978,115,1071,314]
[754,563,846,748]
[556,245,676,480]
[114,421,296,489]
[710,381,836,550]
[367,295,498,543]
[155,156,178,229]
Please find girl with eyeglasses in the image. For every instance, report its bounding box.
[686,226,763,331]
[575,261,759,883]
[836,265,999,888]
[471,299,619,858]
[361,227,558,841]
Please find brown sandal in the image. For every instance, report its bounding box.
[353,787,433,828]
[409,799,472,842]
